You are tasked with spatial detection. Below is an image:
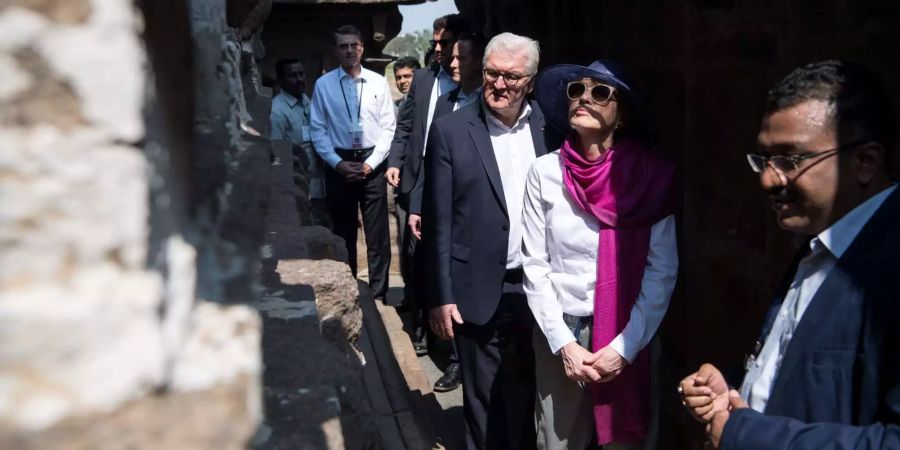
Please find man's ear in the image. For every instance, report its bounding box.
[853,142,887,185]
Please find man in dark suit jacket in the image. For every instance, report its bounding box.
[387,14,466,359]
[407,32,487,229]
[423,33,547,450]
[404,33,487,393]
[679,60,900,449]
[386,14,465,215]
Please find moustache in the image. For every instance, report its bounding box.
[767,185,800,204]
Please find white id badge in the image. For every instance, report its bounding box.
[349,122,363,149]
[301,125,311,142]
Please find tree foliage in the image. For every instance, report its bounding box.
[384,28,433,67]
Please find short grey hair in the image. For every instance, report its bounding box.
[483,32,540,75]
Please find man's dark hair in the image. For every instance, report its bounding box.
[456,32,488,60]
[433,16,448,32]
[393,56,421,74]
[274,58,302,79]
[442,14,468,36]
[766,60,896,167]
[333,24,363,45]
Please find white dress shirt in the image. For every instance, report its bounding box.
[309,66,396,169]
[423,67,458,155]
[740,183,897,412]
[270,91,325,199]
[522,151,679,359]
[485,102,537,269]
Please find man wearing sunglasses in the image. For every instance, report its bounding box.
[423,32,548,449]
[404,32,489,394]
[386,14,467,359]
[679,60,900,449]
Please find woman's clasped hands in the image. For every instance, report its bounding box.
[560,342,627,384]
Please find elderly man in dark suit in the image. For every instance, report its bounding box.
[422,32,548,450]
[679,60,900,450]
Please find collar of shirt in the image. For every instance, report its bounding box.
[434,66,458,98]
[339,66,368,84]
[816,183,897,259]
[456,87,482,109]
[437,66,452,82]
[485,99,532,133]
[280,91,308,109]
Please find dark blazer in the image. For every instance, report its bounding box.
[422,99,549,325]
[408,87,466,215]
[388,66,439,197]
[722,187,900,450]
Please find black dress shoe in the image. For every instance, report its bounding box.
[413,341,428,356]
[433,363,461,392]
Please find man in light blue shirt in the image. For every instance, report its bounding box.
[309,25,395,301]
[270,58,327,223]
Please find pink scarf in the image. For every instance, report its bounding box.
[560,135,675,444]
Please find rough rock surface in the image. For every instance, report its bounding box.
[250,86,376,448]
[1,0,264,447]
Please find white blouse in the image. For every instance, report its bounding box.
[522,151,678,361]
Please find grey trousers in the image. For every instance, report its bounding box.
[533,328,651,450]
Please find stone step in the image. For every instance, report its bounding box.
[358,287,445,449]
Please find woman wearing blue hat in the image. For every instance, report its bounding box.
[522,60,679,449]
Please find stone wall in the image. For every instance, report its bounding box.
[453,1,900,447]
[0,0,305,447]
[1,0,379,447]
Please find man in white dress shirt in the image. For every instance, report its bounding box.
[679,60,900,450]
[309,25,395,301]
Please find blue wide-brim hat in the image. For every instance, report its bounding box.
[534,59,640,134]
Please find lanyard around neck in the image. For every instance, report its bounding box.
[340,77,363,123]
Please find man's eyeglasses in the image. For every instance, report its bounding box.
[483,68,531,87]
[566,81,616,105]
[746,140,868,174]
[429,38,455,48]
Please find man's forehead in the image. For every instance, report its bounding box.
[758,99,836,148]
[336,34,361,45]
[285,62,304,73]
[485,51,527,72]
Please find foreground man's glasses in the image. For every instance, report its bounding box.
[746,140,868,174]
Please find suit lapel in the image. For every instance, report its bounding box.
[469,103,509,218]
[528,100,549,158]
[758,246,808,342]
[434,87,458,120]
[417,71,438,138]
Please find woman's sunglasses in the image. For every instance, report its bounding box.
[566,81,616,105]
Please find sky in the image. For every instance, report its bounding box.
[398,0,459,35]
